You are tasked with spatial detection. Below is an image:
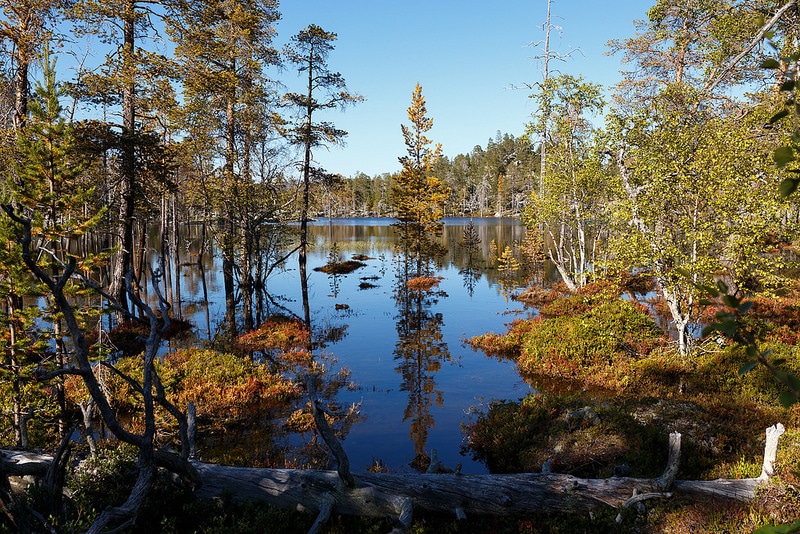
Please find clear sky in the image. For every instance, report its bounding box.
[276,0,654,178]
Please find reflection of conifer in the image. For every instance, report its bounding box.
[489,239,498,267]
[393,291,448,459]
[460,265,480,297]
[458,219,482,297]
[326,243,341,297]
[459,219,481,253]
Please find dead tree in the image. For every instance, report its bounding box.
[1,424,786,533]
[1,206,199,532]
[191,426,786,531]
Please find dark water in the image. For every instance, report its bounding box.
[166,217,533,474]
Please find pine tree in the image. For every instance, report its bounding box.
[167,0,282,332]
[2,48,101,444]
[391,84,450,278]
[283,24,362,326]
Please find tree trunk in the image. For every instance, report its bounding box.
[222,79,238,334]
[172,194,182,320]
[190,462,761,519]
[659,280,692,355]
[1,425,785,529]
[111,1,137,321]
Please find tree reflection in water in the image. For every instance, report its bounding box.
[152,218,528,472]
[393,258,451,470]
[458,218,482,297]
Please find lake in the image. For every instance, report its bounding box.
[163,217,534,474]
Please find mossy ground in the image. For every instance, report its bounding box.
[462,279,800,532]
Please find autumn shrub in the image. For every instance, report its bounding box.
[469,292,667,393]
[78,348,301,430]
[162,348,301,426]
[644,495,764,534]
[513,286,557,307]
[463,394,670,478]
[514,280,569,307]
[629,345,692,395]
[771,426,800,485]
[463,388,785,482]
[617,270,656,297]
[696,293,800,346]
[236,315,311,355]
[462,395,561,473]
[751,295,800,345]
[538,279,622,319]
[514,299,666,391]
[467,317,539,358]
[406,276,442,291]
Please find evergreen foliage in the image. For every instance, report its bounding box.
[391,84,450,277]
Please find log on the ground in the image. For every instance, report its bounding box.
[1,450,53,477]
[191,462,761,518]
[192,426,775,519]
[0,447,763,518]
[0,424,785,522]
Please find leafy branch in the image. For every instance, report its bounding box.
[762,32,800,198]
[700,280,800,407]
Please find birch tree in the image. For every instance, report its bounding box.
[524,74,609,290]
[606,0,788,354]
[607,93,784,355]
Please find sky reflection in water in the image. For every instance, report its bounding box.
[179,217,534,474]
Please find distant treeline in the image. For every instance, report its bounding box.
[315,132,538,218]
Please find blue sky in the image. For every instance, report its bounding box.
[276,1,654,177]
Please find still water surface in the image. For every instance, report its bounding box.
[170,217,533,474]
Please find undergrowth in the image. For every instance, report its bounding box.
[463,279,800,532]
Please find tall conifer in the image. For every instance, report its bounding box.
[283,24,362,327]
[392,84,450,278]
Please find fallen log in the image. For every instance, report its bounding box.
[190,460,760,517]
[192,425,784,521]
[0,424,786,529]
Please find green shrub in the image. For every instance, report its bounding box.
[462,395,560,473]
[65,445,139,532]
[515,299,665,391]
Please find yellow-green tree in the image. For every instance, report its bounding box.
[605,0,792,356]
[391,84,450,277]
[524,74,611,291]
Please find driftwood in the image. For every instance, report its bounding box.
[0,424,786,531]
